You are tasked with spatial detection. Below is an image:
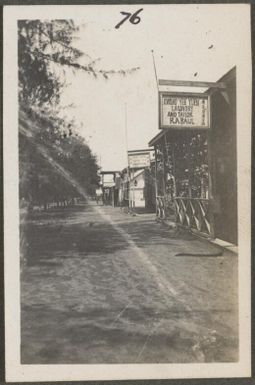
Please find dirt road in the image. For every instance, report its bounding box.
[21,202,238,364]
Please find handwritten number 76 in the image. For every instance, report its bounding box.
[115,8,143,29]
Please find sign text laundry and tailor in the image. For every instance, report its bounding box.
[160,93,209,128]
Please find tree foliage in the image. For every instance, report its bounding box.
[18,20,84,106]
[18,20,103,207]
[19,109,100,206]
[18,20,139,107]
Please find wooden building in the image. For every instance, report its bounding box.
[148,67,237,244]
[100,171,120,206]
[119,150,156,212]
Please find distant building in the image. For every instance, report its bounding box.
[119,156,156,213]
[100,171,120,206]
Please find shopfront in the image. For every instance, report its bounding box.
[149,67,237,244]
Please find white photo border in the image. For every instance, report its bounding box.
[3,4,252,382]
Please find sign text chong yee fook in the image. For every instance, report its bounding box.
[159,92,210,129]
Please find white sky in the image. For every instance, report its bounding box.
[59,4,250,170]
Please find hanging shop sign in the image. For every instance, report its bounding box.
[128,151,151,169]
[159,92,210,129]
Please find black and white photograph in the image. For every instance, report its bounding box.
[3,3,251,382]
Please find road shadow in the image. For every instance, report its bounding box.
[118,217,224,256]
[20,205,129,267]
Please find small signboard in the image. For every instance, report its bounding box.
[159,92,210,129]
[128,151,151,169]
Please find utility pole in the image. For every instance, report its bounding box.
[125,103,131,211]
[151,50,160,216]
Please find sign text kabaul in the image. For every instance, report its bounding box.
[160,93,210,129]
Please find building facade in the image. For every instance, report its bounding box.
[148,67,237,244]
[119,165,156,213]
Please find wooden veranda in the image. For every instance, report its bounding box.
[149,128,213,238]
